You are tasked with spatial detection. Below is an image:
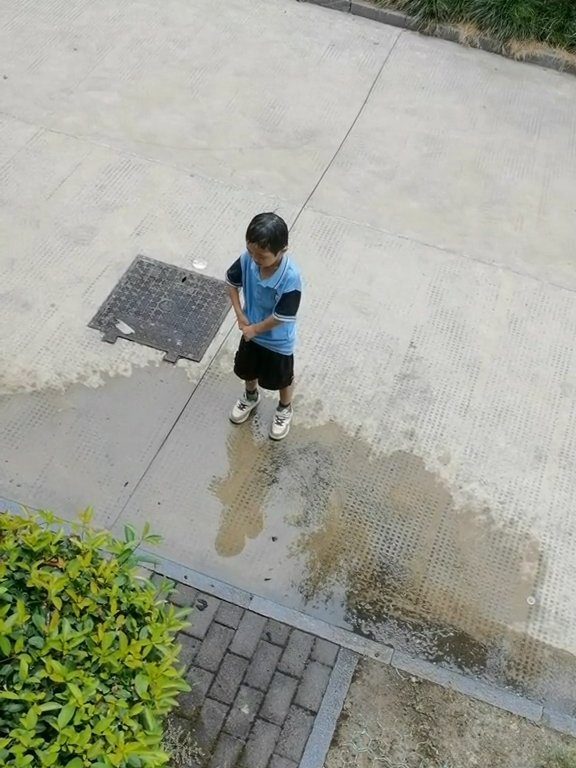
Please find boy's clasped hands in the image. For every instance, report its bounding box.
[236,311,258,341]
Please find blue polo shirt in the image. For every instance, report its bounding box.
[226,251,302,355]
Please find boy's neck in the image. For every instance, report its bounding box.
[260,254,284,278]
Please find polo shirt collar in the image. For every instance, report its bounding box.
[258,255,289,288]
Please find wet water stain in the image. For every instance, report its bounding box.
[210,418,576,708]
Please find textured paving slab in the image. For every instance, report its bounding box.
[1,0,399,203]
[161,578,354,768]
[0,366,193,526]
[118,208,576,716]
[310,32,576,291]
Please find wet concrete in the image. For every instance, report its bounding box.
[208,418,576,712]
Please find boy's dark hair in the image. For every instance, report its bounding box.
[246,212,289,255]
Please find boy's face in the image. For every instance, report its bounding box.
[247,242,286,268]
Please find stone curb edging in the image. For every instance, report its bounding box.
[299,649,358,768]
[301,0,576,77]
[146,550,576,741]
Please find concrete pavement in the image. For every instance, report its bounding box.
[2,0,576,727]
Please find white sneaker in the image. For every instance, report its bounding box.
[230,391,260,424]
[269,406,293,441]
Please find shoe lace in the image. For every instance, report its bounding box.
[274,409,291,425]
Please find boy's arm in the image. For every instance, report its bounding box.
[226,258,248,329]
[243,288,301,340]
[242,315,281,340]
[228,285,249,329]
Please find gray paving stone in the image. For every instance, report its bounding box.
[278,630,314,678]
[223,685,263,739]
[178,666,214,715]
[294,661,332,713]
[260,672,298,726]
[176,633,200,671]
[264,619,291,646]
[195,622,235,672]
[229,612,267,658]
[269,757,298,768]
[171,581,198,607]
[209,732,244,768]
[276,706,315,762]
[244,641,283,691]
[210,653,249,704]
[311,638,339,667]
[195,697,229,752]
[184,593,221,640]
[239,719,281,768]
[216,601,244,629]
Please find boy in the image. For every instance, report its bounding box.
[226,212,302,441]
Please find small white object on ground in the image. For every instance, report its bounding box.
[115,320,135,335]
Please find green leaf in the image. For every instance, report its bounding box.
[0,690,21,700]
[134,673,149,699]
[0,636,10,655]
[67,682,83,704]
[21,707,38,730]
[79,508,94,526]
[64,759,83,768]
[19,657,29,682]
[35,749,59,767]
[28,635,44,649]
[124,524,137,543]
[57,701,76,729]
[32,612,46,632]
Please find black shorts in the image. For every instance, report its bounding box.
[234,338,294,391]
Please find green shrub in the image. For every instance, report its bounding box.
[0,509,190,768]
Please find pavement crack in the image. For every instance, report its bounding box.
[290,29,405,231]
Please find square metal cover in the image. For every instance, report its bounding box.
[89,255,230,363]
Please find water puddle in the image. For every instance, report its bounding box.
[210,418,576,708]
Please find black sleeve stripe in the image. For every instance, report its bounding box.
[274,290,301,319]
[226,258,242,287]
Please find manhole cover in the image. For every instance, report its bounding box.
[89,255,230,363]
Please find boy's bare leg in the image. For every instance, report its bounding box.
[246,379,258,393]
[279,384,293,408]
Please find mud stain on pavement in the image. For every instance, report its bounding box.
[289,423,546,688]
[209,419,572,702]
[211,422,285,557]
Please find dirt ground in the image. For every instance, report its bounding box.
[325,659,576,768]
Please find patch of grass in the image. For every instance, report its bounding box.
[163,717,205,768]
[540,747,576,768]
[378,0,576,52]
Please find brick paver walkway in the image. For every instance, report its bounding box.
[162,579,344,768]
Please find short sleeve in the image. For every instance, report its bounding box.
[226,257,242,287]
[274,289,301,322]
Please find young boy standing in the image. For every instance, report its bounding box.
[226,212,302,441]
